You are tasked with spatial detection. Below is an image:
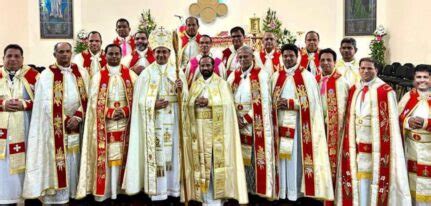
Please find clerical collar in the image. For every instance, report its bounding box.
[265,49,275,56]
[241,65,253,79]
[57,64,72,72]
[185,32,198,40]
[90,50,101,57]
[361,78,376,87]
[108,65,121,75]
[285,64,299,75]
[137,48,148,56]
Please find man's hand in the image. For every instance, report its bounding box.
[4,99,24,112]
[175,79,183,92]
[112,109,125,121]
[155,99,169,110]
[277,98,289,110]
[195,97,209,108]
[409,116,425,129]
[131,65,145,75]
[66,116,80,131]
[238,115,247,129]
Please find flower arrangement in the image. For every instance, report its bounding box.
[138,9,157,36]
[369,25,387,65]
[262,9,296,46]
[74,29,88,54]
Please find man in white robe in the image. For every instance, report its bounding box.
[23,42,89,204]
[271,44,333,203]
[222,27,245,78]
[123,28,188,204]
[73,31,107,78]
[336,57,411,206]
[177,16,201,70]
[0,44,39,205]
[335,37,360,87]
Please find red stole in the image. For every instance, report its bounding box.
[271,69,290,195]
[180,33,201,48]
[259,49,281,72]
[49,64,87,189]
[81,50,107,71]
[113,36,136,51]
[341,84,393,206]
[399,89,420,132]
[95,66,134,196]
[222,48,233,77]
[324,72,342,189]
[300,49,321,82]
[129,48,155,68]
[230,67,268,195]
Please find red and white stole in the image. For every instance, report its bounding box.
[340,84,393,206]
[129,48,155,68]
[95,66,134,196]
[300,49,321,82]
[49,64,87,189]
[259,49,282,73]
[81,49,107,75]
[230,67,268,196]
[113,36,136,52]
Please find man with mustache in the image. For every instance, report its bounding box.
[183,55,248,206]
[335,37,360,87]
[336,57,411,206]
[227,45,276,204]
[254,32,282,75]
[73,31,107,78]
[123,31,155,75]
[299,31,321,82]
[222,26,246,77]
[113,18,135,57]
[76,44,137,202]
[23,42,90,204]
[185,34,226,88]
[399,64,431,206]
[0,44,39,205]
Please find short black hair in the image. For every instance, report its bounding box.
[104,44,122,55]
[186,16,199,27]
[319,48,337,62]
[415,64,431,75]
[359,57,377,68]
[87,31,102,41]
[54,42,72,52]
[230,26,245,36]
[280,44,299,57]
[134,31,148,38]
[340,37,357,50]
[305,31,320,40]
[3,44,23,56]
[116,18,130,27]
[199,55,214,66]
[200,34,212,43]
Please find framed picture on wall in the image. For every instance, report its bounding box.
[39,0,73,39]
[345,0,376,36]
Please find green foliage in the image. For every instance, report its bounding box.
[262,9,296,46]
[138,10,157,37]
[74,41,88,54]
[370,39,386,66]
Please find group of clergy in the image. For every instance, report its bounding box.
[0,16,430,206]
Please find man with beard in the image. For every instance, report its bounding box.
[177,16,201,69]
[399,65,431,206]
[254,32,282,75]
[113,18,135,57]
[123,28,187,205]
[318,48,349,206]
[336,57,411,206]
[335,37,360,87]
[227,45,276,204]
[182,55,248,205]
[185,34,226,88]
[271,44,333,203]
[123,31,155,75]
[222,26,246,77]
[76,44,137,201]
[73,31,107,78]
[299,31,321,82]
[23,42,89,204]
[0,44,39,205]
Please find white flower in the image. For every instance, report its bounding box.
[77,29,88,40]
[374,25,386,36]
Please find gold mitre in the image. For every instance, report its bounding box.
[149,27,173,51]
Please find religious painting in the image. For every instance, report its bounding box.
[39,0,73,38]
[345,0,376,36]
